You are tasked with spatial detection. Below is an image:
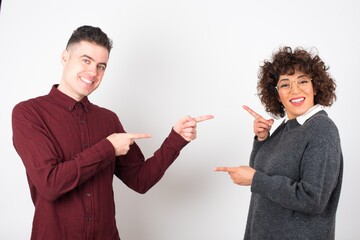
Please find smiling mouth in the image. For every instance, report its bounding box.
[290,97,305,103]
[80,76,94,85]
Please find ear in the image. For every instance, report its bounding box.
[61,50,69,66]
[312,85,317,96]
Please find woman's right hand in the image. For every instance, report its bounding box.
[243,105,274,141]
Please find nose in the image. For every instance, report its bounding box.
[290,81,301,93]
[87,64,98,76]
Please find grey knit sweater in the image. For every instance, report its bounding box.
[244,110,343,240]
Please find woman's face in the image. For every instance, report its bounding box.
[276,70,315,119]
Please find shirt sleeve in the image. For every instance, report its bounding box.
[12,102,115,201]
[114,128,189,194]
[250,121,342,215]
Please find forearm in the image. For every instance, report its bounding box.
[249,137,267,167]
[251,153,341,215]
[14,137,115,201]
[116,128,188,193]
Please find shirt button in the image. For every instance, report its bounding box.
[88,217,92,222]
[86,193,91,197]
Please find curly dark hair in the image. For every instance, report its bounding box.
[66,25,113,53]
[257,46,337,118]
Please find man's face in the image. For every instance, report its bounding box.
[59,40,109,101]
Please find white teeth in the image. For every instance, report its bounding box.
[291,98,304,103]
[80,77,93,84]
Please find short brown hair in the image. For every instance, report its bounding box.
[66,25,113,53]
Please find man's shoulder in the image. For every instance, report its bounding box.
[89,102,113,112]
[12,94,53,124]
[88,103,118,118]
[13,94,50,111]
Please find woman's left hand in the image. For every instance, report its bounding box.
[214,166,256,186]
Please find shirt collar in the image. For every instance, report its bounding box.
[49,84,90,112]
[284,104,324,125]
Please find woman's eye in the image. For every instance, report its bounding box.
[299,79,310,85]
[280,83,290,88]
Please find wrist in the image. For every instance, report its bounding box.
[257,136,267,141]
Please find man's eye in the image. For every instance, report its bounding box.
[82,59,90,64]
[98,65,106,71]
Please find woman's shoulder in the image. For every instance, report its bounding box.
[305,110,341,148]
[305,110,337,129]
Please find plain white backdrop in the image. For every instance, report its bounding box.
[1,0,359,239]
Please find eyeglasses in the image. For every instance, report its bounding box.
[275,78,312,94]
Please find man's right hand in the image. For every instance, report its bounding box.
[106,133,152,156]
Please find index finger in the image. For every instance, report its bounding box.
[214,166,236,172]
[193,115,214,123]
[242,105,262,119]
[127,133,152,139]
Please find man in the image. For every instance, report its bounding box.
[12,25,213,240]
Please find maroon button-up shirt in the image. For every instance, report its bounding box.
[12,85,188,240]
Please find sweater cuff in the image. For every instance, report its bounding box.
[252,136,266,152]
[251,170,269,194]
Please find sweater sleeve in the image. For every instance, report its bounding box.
[249,136,267,167]
[251,119,342,215]
[114,128,189,194]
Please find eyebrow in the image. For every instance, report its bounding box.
[279,74,308,82]
[81,55,107,67]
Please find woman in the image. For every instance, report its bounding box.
[215,46,343,239]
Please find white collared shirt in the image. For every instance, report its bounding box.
[284,104,324,125]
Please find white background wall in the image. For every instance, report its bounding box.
[1,0,359,239]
